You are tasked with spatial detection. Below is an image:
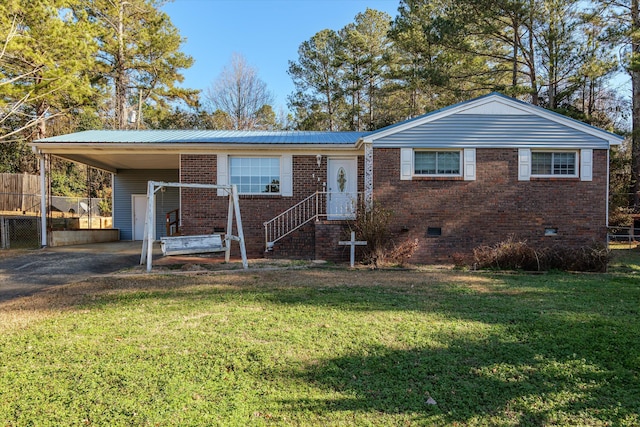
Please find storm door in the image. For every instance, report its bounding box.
[327,158,357,220]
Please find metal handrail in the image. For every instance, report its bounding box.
[264,192,318,250]
[263,191,362,251]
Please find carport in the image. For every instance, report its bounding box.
[31,131,187,247]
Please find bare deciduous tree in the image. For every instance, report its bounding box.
[205,53,274,130]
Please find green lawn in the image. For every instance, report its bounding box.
[1,249,639,426]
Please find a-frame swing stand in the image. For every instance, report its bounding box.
[140,181,248,272]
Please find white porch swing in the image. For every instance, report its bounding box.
[140,181,248,272]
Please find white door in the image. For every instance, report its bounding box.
[132,194,148,241]
[327,158,358,220]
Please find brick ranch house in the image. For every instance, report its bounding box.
[32,93,623,263]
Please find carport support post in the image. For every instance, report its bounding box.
[145,181,156,272]
[39,153,47,247]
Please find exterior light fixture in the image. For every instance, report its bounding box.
[316,154,322,167]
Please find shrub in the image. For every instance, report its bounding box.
[387,238,419,267]
[473,236,540,271]
[473,236,610,272]
[451,252,471,269]
[349,203,391,262]
[539,243,610,272]
[348,203,418,268]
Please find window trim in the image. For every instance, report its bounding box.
[413,149,463,177]
[530,150,579,178]
[229,156,282,196]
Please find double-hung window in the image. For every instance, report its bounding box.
[400,148,475,180]
[229,157,280,195]
[414,151,461,176]
[519,149,590,181]
[531,151,577,177]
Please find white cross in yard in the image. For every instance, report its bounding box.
[338,231,367,268]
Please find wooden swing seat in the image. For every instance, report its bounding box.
[160,233,225,256]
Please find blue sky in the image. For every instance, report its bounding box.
[161,0,400,111]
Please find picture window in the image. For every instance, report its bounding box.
[229,157,280,195]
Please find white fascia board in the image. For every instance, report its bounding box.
[373,141,612,149]
[188,145,362,155]
[31,142,184,155]
[31,142,362,155]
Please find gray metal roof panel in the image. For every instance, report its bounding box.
[36,130,371,145]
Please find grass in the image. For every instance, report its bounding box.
[0,249,639,426]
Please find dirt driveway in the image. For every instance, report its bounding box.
[0,241,147,301]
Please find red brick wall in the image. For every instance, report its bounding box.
[264,221,316,260]
[315,221,355,262]
[180,150,608,263]
[180,154,362,259]
[373,148,609,263]
[180,154,219,234]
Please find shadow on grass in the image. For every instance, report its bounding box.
[280,332,638,425]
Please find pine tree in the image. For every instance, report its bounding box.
[78,0,196,129]
[0,0,98,142]
[288,29,345,131]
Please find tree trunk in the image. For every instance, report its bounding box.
[528,0,539,106]
[548,26,557,109]
[36,100,47,140]
[115,1,128,130]
[34,70,47,140]
[512,17,519,91]
[368,75,375,130]
[632,0,640,207]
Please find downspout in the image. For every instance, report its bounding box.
[178,153,182,232]
[606,149,610,228]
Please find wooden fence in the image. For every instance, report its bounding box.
[0,173,41,213]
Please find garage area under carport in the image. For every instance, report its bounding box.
[30,131,187,247]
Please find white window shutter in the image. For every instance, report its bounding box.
[518,149,531,181]
[281,154,293,196]
[463,148,476,181]
[400,148,413,181]
[581,149,593,181]
[217,154,228,196]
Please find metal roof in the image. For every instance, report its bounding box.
[36,130,370,145]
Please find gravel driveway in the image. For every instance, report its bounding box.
[0,242,146,301]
